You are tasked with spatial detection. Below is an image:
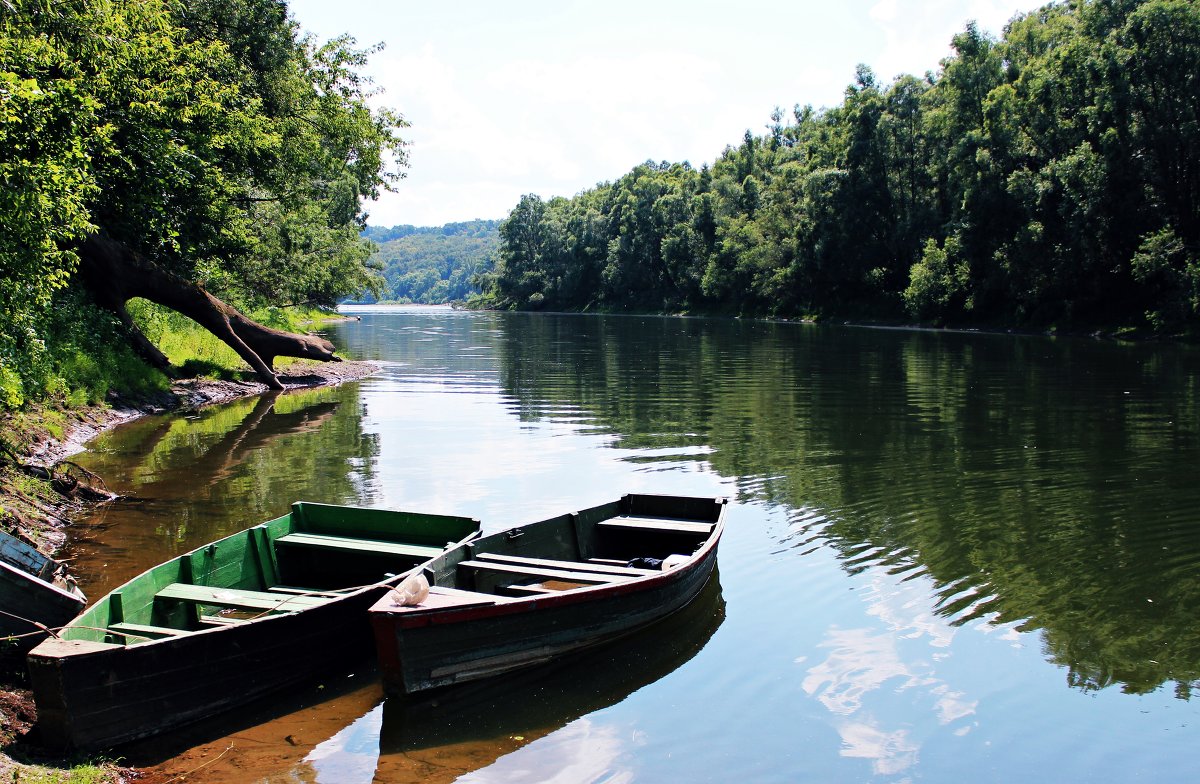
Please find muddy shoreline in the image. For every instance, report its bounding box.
[0,359,379,780]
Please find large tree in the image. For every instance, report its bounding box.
[0,0,406,391]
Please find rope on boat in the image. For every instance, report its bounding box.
[234,575,398,621]
[0,608,62,640]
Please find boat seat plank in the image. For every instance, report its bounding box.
[108,622,190,640]
[475,552,656,577]
[597,516,713,535]
[156,583,332,612]
[198,615,249,626]
[268,585,354,597]
[275,532,443,560]
[500,584,559,596]
[457,560,635,585]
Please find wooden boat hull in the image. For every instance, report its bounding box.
[370,494,727,695]
[29,588,383,751]
[0,532,85,654]
[27,502,479,751]
[373,571,725,783]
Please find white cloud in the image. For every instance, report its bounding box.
[292,0,1050,227]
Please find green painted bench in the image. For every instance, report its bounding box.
[108,622,189,641]
[156,583,332,613]
[274,532,444,560]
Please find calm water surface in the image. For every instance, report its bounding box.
[67,306,1200,782]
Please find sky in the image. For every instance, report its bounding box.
[287,0,1050,228]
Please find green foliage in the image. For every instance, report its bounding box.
[0,0,406,410]
[358,220,499,304]
[1131,228,1200,330]
[903,238,970,322]
[0,288,167,412]
[480,0,1200,332]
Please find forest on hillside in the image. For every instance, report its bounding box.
[357,221,499,304]
[475,0,1199,333]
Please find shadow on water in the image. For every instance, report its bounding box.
[128,571,725,783]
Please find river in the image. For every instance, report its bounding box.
[66,305,1200,782]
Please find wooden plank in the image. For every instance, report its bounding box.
[457,560,634,585]
[250,526,280,588]
[597,516,713,535]
[291,501,480,545]
[156,583,331,612]
[275,532,443,560]
[0,531,52,578]
[198,616,248,627]
[108,622,190,640]
[500,584,558,596]
[475,552,656,577]
[268,585,353,597]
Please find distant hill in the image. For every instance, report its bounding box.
[355,220,500,304]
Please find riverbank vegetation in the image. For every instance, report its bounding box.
[1,0,405,414]
[475,0,1199,335]
[358,221,499,304]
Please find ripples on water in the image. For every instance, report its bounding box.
[71,307,1200,782]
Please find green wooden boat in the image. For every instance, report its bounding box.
[27,501,479,751]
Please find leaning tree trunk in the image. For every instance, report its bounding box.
[77,233,341,390]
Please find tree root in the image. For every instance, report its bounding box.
[0,444,117,503]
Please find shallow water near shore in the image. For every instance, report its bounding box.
[65,305,1200,782]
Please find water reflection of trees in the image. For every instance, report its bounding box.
[73,384,380,576]
[493,313,1200,698]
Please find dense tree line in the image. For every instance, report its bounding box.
[477,0,1199,332]
[0,0,405,407]
[356,220,498,304]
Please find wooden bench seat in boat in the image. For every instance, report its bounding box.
[596,516,714,535]
[473,552,657,577]
[156,583,333,612]
[274,532,444,560]
[198,615,250,627]
[456,560,637,585]
[501,583,560,596]
[268,585,354,597]
[107,622,189,641]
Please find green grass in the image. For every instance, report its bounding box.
[3,762,121,783]
[127,299,246,373]
[1,294,341,417]
[127,300,339,378]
